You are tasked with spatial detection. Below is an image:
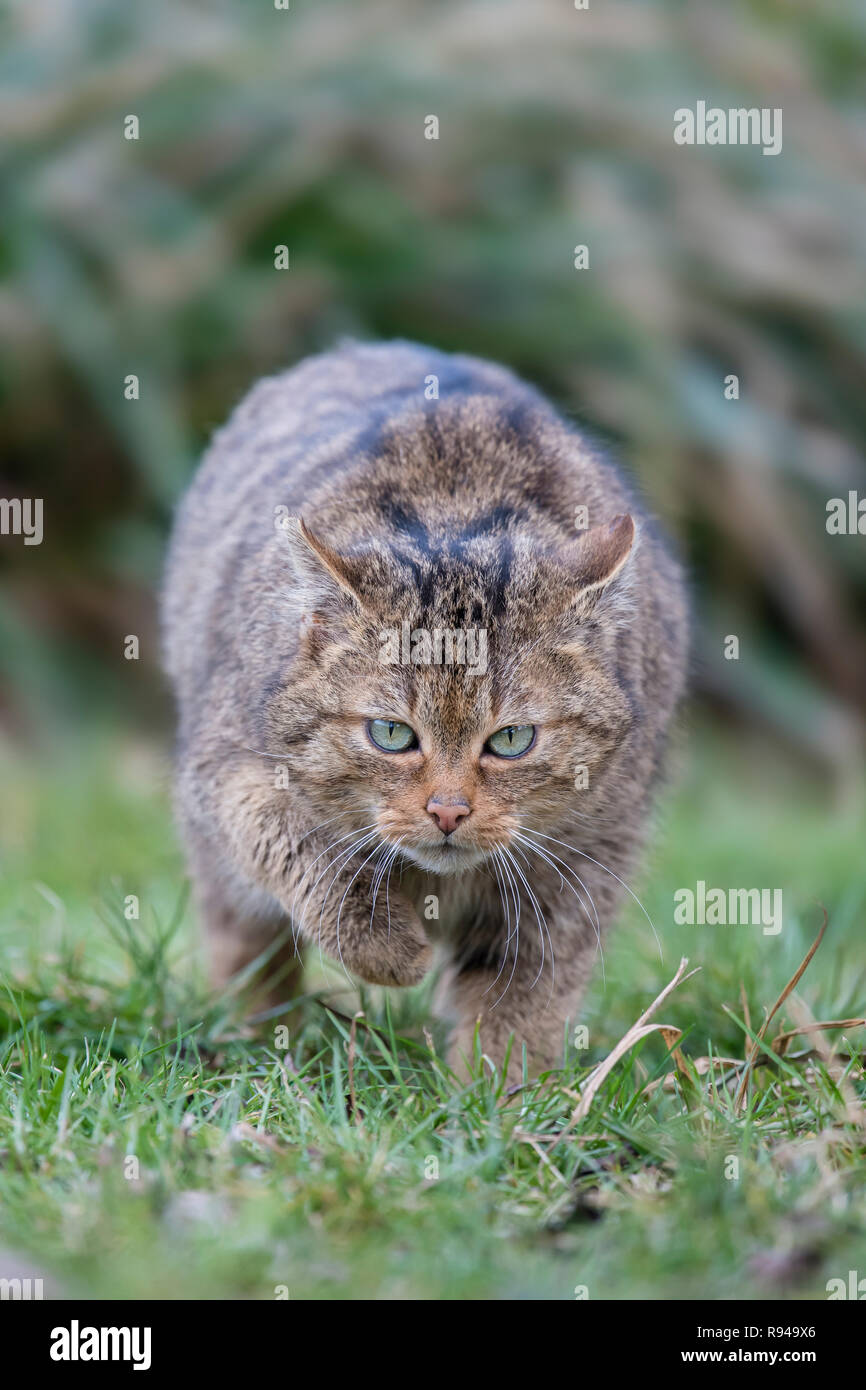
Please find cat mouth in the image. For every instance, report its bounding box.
[402,838,489,874]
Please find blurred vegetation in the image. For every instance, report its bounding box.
[1,1,865,1303]
[0,0,864,784]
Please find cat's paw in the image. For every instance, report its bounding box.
[345,895,432,987]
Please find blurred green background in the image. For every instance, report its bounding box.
[1,0,864,776]
[1,0,866,1305]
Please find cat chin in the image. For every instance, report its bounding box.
[400,842,489,876]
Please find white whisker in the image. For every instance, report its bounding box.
[312,829,380,977]
[488,847,521,1009]
[333,834,387,977]
[291,820,377,937]
[370,837,405,930]
[502,844,554,997]
[513,831,605,984]
[520,825,662,961]
[484,849,516,994]
[383,838,407,939]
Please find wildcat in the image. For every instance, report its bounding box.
[163,340,688,1080]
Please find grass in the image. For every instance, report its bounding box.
[0,718,865,1300]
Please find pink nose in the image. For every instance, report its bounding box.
[426,798,471,836]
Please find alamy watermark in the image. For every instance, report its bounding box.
[674,102,782,157]
[826,1270,866,1299]
[674,881,783,936]
[379,620,488,676]
[0,497,43,545]
[1,1276,44,1299]
[50,1321,151,1370]
[826,491,865,535]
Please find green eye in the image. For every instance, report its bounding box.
[485,725,536,758]
[367,718,418,753]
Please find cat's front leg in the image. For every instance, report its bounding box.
[286,827,433,987]
[444,887,603,1085]
[214,761,432,988]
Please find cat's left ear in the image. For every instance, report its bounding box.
[567,514,636,596]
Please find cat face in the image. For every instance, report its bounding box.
[268,515,635,875]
